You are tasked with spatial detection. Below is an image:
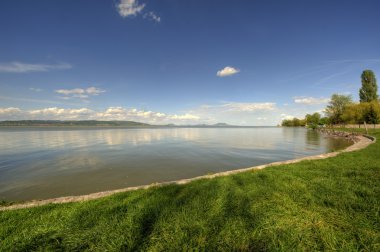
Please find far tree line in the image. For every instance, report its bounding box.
[282,70,380,128]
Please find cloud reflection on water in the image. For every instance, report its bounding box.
[0,127,352,201]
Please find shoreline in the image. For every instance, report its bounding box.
[0,133,375,211]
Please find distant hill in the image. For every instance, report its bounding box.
[212,123,231,127]
[0,120,151,127]
[189,123,234,127]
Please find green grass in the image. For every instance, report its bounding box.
[0,130,379,251]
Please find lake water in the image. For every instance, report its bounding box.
[0,127,352,201]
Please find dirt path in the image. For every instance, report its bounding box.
[0,135,375,211]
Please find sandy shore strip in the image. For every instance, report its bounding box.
[0,134,375,211]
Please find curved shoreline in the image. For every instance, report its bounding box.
[0,134,375,211]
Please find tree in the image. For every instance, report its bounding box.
[363,101,380,125]
[281,119,293,127]
[305,112,321,125]
[305,112,322,129]
[341,103,365,125]
[319,117,330,125]
[281,117,306,127]
[359,70,378,103]
[292,118,301,126]
[325,94,353,124]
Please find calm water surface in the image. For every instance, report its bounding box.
[0,127,352,201]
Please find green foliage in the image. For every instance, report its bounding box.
[285,70,379,127]
[359,70,378,103]
[364,101,380,125]
[305,112,322,128]
[319,117,330,125]
[281,117,306,127]
[0,200,14,207]
[342,103,365,124]
[325,94,353,124]
[342,101,380,125]
[281,119,292,126]
[1,130,379,251]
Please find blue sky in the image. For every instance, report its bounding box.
[1,0,380,125]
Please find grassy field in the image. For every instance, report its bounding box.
[0,130,379,251]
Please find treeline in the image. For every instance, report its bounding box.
[282,70,380,127]
[281,113,328,128]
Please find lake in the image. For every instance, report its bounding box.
[0,127,352,201]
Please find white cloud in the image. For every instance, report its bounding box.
[95,107,200,123]
[216,66,240,77]
[280,113,295,120]
[55,87,105,100]
[0,107,95,120]
[0,107,23,120]
[86,87,106,95]
[0,106,201,124]
[56,88,85,95]
[144,12,161,22]
[29,107,93,118]
[190,102,278,126]
[294,97,330,105]
[0,102,304,126]
[169,114,200,120]
[0,107,22,114]
[117,0,161,23]
[0,62,71,73]
[72,94,89,99]
[215,102,276,112]
[117,0,145,17]
[103,107,126,114]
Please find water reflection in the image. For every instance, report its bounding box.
[0,127,352,201]
[305,129,321,147]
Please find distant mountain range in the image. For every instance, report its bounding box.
[0,120,239,127]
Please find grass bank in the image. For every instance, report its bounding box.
[0,130,379,251]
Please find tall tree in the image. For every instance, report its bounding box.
[359,70,378,102]
[325,94,353,124]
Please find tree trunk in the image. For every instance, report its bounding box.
[364,121,368,134]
